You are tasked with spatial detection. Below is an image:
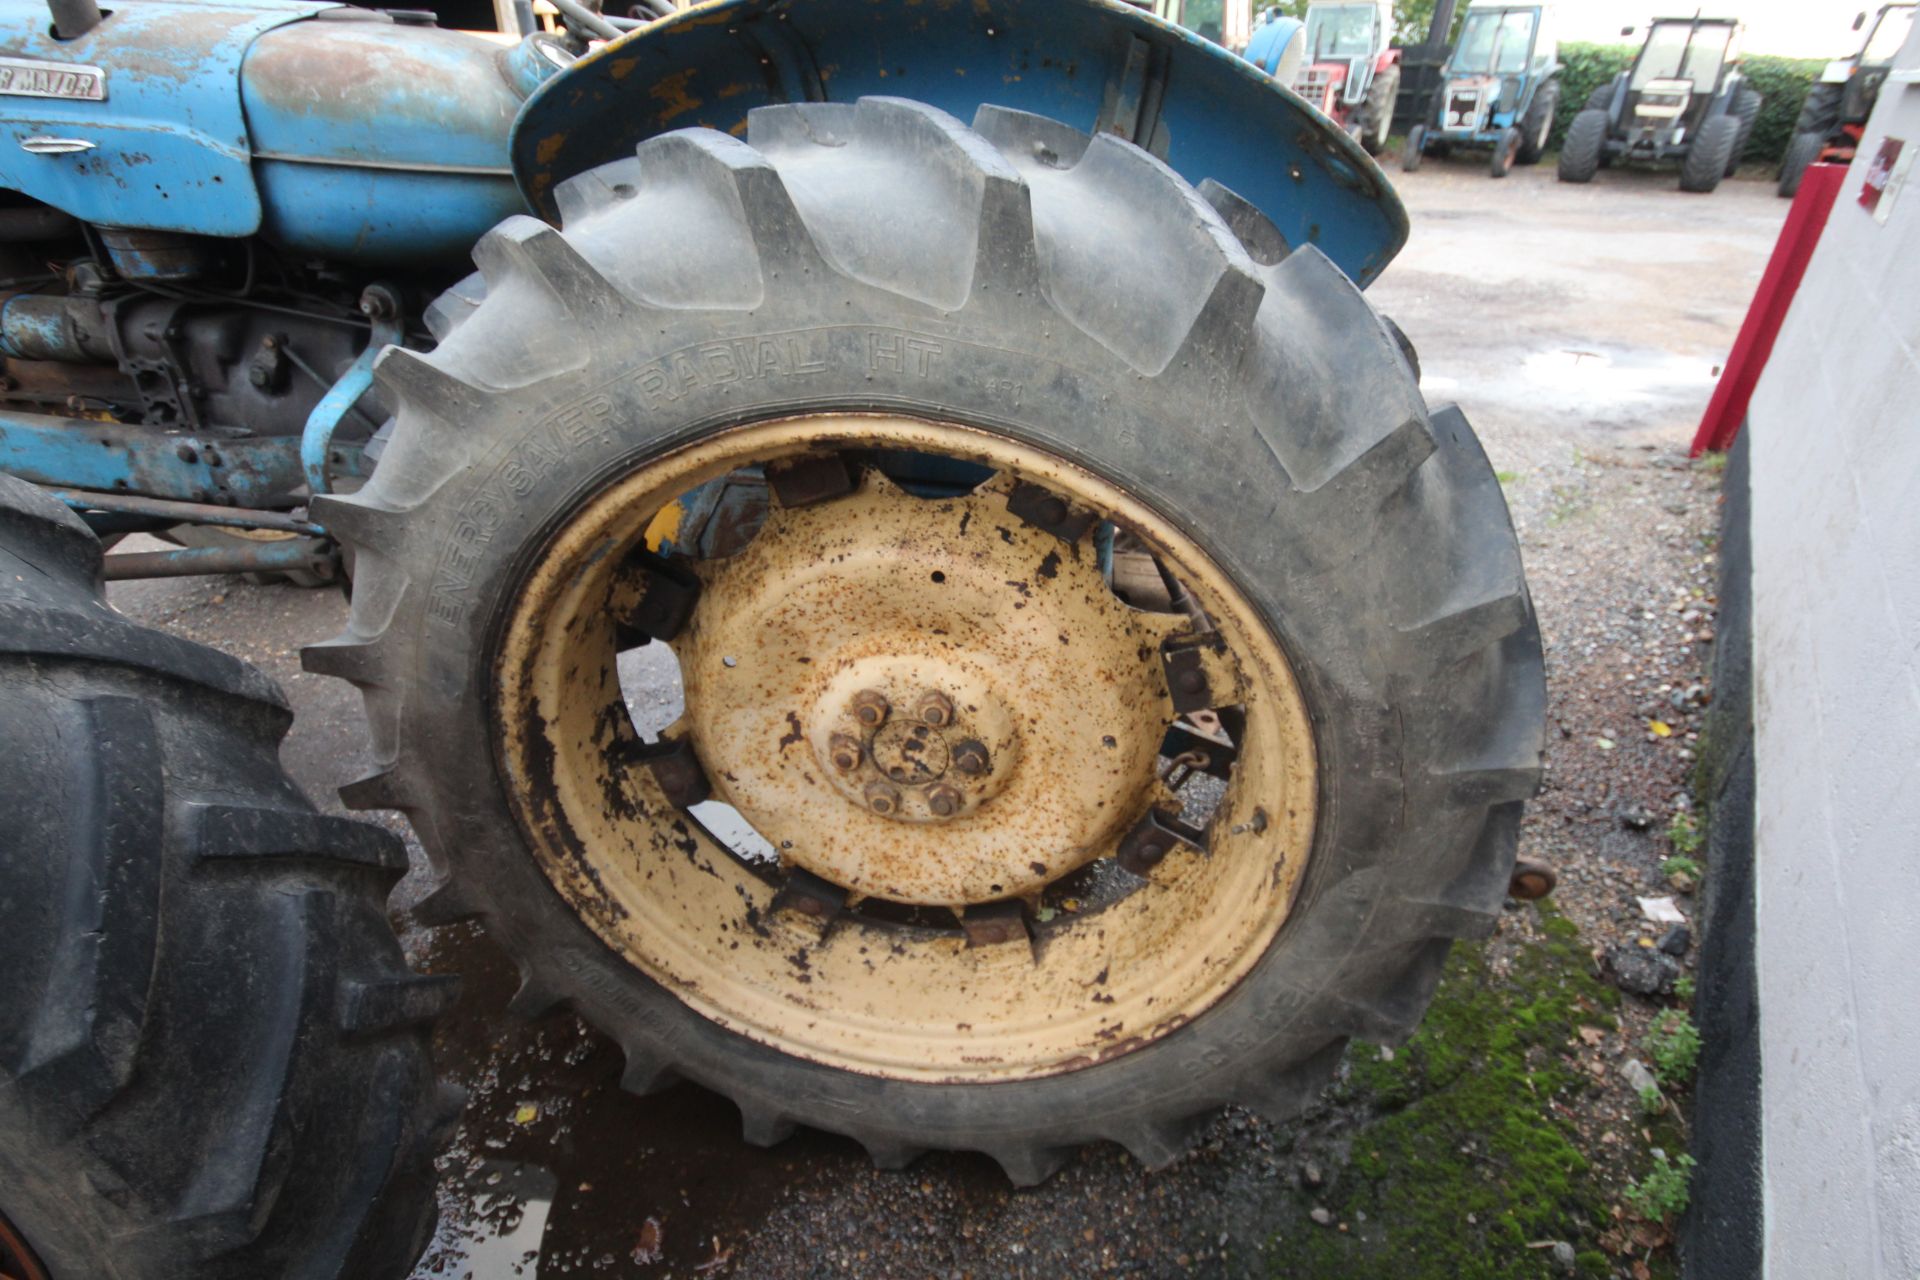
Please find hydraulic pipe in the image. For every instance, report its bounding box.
[102,538,333,581]
[51,488,326,536]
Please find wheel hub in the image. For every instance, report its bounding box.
[679,474,1166,906]
[491,413,1319,1081]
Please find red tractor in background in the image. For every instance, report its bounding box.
[1293,0,1403,153]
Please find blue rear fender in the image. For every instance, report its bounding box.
[511,0,1408,286]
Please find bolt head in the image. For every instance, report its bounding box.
[952,740,990,776]
[851,689,890,728]
[916,691,954,727]
[925,785,963,817]
[863,781,899,816]
[829,734,862,773]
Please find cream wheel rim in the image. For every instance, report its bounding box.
[492,413,1317,1082]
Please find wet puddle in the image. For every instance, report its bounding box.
[404,921,858,1278]
[1423,345,1721,428]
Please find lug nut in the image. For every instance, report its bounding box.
[916,691,954,727]
[952,740,990,776]
[925,784,963,817]
[829,734,862,773]
[851,689,890,728]
[863,781,900,816]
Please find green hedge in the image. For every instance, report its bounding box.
[1544,42,1635,153]
[1741,55,1829,164]
[1542,42,1823,167]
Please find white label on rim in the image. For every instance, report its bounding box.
[0,57,105,101]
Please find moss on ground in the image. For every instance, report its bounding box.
[1266,905,1626,1278]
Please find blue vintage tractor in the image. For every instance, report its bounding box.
[1402,0,1560,178]
[0,2,1545,1275]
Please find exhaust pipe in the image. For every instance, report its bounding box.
[47,0,101,39]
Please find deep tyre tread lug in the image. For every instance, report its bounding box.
[1240,1040,1347,1125]
[1197,177,1292,266]
[476,215,630,324]
[337,767,414,813]
[309,493,404,550]
[642,128,832,281]
[737,1105,797,1149]
[190,803,408,874]
[1400,592,1531,666]
[369,348,489,426]
[971,104,1093,170]
[337,975,462,1036]
[168,890,329,1236]
[300,636,386,685]
[504,969,564,1020]
[422,271,486,342]
[1114,1117,1205,1171]
[12,696,161,1112]
[617,1043,682,1097]
[855,1135,926,1172]
[410,875,484,927]
[1251,246,1432,492]
[990,1145,1073,1188]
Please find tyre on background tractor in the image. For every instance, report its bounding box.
[1679,114,1741,192]
[1779,82,1843,197]
[0,474,456,1278]
[1515,77,1559,165]
[1361,63,1400,155]
[1557,107,1608,182]
[309,97,1544,1184]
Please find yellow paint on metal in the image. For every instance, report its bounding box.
[492,414,1317,1083]
[642,498,685,551]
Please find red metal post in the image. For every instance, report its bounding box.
[1691,163,1849,456]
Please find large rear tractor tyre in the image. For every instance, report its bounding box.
[1558,107,1608,182]
[0,474,457,1278]
[313,98,1544,1184]
[1777,128,1828,198]
[1725,87,1762,176]
[1362,64,1400,155]
[1516,78,1559,165]
[1680,114,1740,193]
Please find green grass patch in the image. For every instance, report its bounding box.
[1494,471,1523,486]
[1266,905,1622,1278]
[1624,1151,1695,1225]
[1644,1010,1701,1088]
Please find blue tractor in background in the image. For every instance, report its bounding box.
[0,1,1545,1276]
[1403,0,1560,178]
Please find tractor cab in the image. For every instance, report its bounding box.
[1777,2,1914,193]
[1406,0,1560,176]
[1620,16,1741,154]
[1295,1,1391,110]
[1839,5,1915,124]
[1291,0,1401,152]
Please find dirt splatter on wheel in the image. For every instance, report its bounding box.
[309,97,1543,1182]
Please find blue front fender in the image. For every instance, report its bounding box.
[511,0,1408,285]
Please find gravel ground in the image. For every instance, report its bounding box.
[100,160,1787,1279]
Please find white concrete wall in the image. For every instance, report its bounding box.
[1749,29,1920,1280]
